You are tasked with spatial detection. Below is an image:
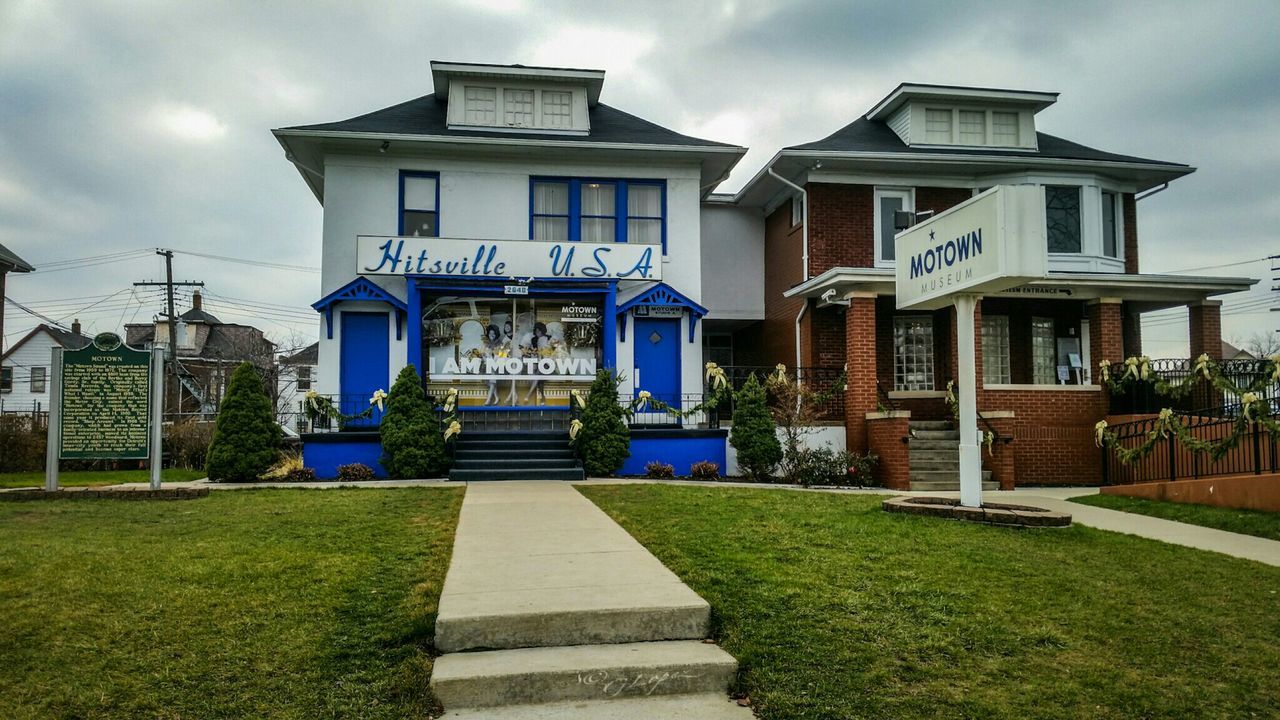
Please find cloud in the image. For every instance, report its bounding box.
[151,104,229,141]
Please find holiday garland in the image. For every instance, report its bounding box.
[305,386,463,441]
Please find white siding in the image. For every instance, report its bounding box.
[887,105,911,144]
[699,203,764,320]
[0,330,61,412]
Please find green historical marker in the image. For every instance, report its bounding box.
[57,332,153,460]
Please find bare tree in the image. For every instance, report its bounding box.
[1233,332,1280,360]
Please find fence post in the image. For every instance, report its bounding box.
[1252,420,1262,476]
[1167,433,1177,482]
[1100,443,1110,485]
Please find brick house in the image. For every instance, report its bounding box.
[721,83,1255,488]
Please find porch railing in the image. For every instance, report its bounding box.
[1105,357,1277,415]
[1102,401,1279,484]
[621,392,721,429]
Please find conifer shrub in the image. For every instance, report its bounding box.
[380,364,450,479]
[729,373,781,481]
[205,363,281,482]
[574,369,631,476]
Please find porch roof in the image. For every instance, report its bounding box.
[784,267,1258,312]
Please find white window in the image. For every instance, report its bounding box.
[503,88,533,126]
[874,188,914,265]
[1032,317,1056,384]
[541,91,572,127]
[992,112,1019,146]
[924,109,952,143]
[627,184,663,245]
[580,182,617,243]
[532,181,570,242]
[296,366,312,391]
[30,366,46,393]
[1101,190,1120,258]
[958,110,986,145]
[790,195,803,226]
[894,316,934,391]
[464,86,497,125]
[982,316,1010,384]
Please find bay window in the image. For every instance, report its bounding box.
[1102,190,1119,258]
[530,178,666,250]
[1045,185,1082,253]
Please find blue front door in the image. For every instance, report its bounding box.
[341,312,390,426]
[633,317,681,420]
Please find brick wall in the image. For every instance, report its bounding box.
[866,413,911,490]
[845,295,877,453]
[1188,302,1223,359]
[1088,301,1124,368]
[979,389,1108,485]
[808,306,846,368]
[763,203,806,365]
[916,187,974,217]
[1122,303,1144,358]
[807,183,874,274]
[1123,193,1139,274]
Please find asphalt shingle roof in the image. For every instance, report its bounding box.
[0,242,34,272]
[787,117,1187,167]
[282,93,736,148]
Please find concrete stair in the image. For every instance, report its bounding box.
[449,431,585,482]
[431,482,751,718]
[907,420,997,492]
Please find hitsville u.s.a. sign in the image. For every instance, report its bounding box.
[357,236,662,281]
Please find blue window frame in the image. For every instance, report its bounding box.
[529,178,667,252]
[399,171,440,237]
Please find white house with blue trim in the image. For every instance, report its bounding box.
[274,61,746,478]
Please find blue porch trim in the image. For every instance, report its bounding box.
[312,277,408,340]
[616,282,709,343]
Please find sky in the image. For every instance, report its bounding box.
[1,0,1277,358]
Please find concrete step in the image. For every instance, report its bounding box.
[911,429,959,440]
[452,458,580,470]
[441,692,755,719]
[907,439,960,451]
[909,469,994,482]
[909,459,960,472]
[436,581,710,652]
[908,420,953,431]
[430,640,738,709]
[449,468,585,482]
[457,439,573,451]
[909,480,999,492]
[455,449,576,460]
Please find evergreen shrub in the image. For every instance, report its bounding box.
[380,364,450,479]
[205,363,281,482]
[575,369,631,476]
[729,373,781,481]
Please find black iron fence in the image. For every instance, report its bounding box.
[1102,401,1279,484]
[621,392,720,429]
[1106,358,1277,415]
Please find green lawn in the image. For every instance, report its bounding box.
[1071,493,1280,542]
[0,487,463,719]
[581,485,1280,720]
[0,468,207,489]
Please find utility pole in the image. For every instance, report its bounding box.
[134,249,204,416]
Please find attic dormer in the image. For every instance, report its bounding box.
[866,83,1058,151]
[431,61,603,136]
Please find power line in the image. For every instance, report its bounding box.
[1155,256,1269,274]
[172,249,320,274]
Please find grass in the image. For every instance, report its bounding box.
[581,484,1280,720]
[0,487,463,719]
[1071,492,1280,542]
[0,468,208,489]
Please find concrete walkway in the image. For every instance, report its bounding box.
[431,481,752,718]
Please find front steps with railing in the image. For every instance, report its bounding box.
[448,430,584,482]
[908,420,997,492]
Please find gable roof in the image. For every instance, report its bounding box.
[281,341,318,366]
[2,324,91,362]
[0,242,34,273]
[179,306,221,324]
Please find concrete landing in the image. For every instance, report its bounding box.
[430,481,751,717]
[435,482,711,652]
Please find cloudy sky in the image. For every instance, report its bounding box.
[1,0,1276,357]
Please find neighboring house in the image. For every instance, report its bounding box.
[1220,341,1255,360]
[722,82,1255,487]
[1,321,91,413]
[125,291,276,417]
[277,341,318,431]
[0,241,36,355]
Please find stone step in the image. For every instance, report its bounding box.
[908,420,953,431]
[909,469,994,483]
[907,439,960,451]
[457,439,573,451]
[435,581,710,652]
[909,480,1000,492]
[449,468,586,482]
[440,692,756,719]
[430,640,738,709]
[452,458,580,470]
[909,459,960,472]
[455,449,576,460]
[911,429,959,440]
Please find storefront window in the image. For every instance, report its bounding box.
[421,294,603,407]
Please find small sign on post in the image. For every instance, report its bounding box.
[894,186,1048,507]
[45,333,162,491]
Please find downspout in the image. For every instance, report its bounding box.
[767,166,810,374]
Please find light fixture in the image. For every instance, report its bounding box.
[379,141,390,153]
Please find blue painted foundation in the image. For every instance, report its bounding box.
[302,432,388,479]
[620,429,728,477]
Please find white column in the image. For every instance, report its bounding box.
[44,347,62,492]
[954,294,982,508]
[149,347,164,491]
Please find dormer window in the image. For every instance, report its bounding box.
[450,82,588,134]
[958,111,986,144]
[919,107,1030,148]
[924,109,952,143]
[503,89,534,126]
[464,87,497,124]
[542,91,572,127]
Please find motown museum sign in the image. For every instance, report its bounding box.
[895,185,1048,507]
[357,236,662,281]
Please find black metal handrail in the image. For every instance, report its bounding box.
[719,365,845,419]
[619,392,721,429]
[1102,401,1279,485]
[1105,357,1277,415]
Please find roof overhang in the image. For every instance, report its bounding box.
[430,61,606,106]
[272,129,746,204]
[867,83,1059,121]
[734,149,1194,209]
[0,242,34,273]
[785,267,1258,313]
